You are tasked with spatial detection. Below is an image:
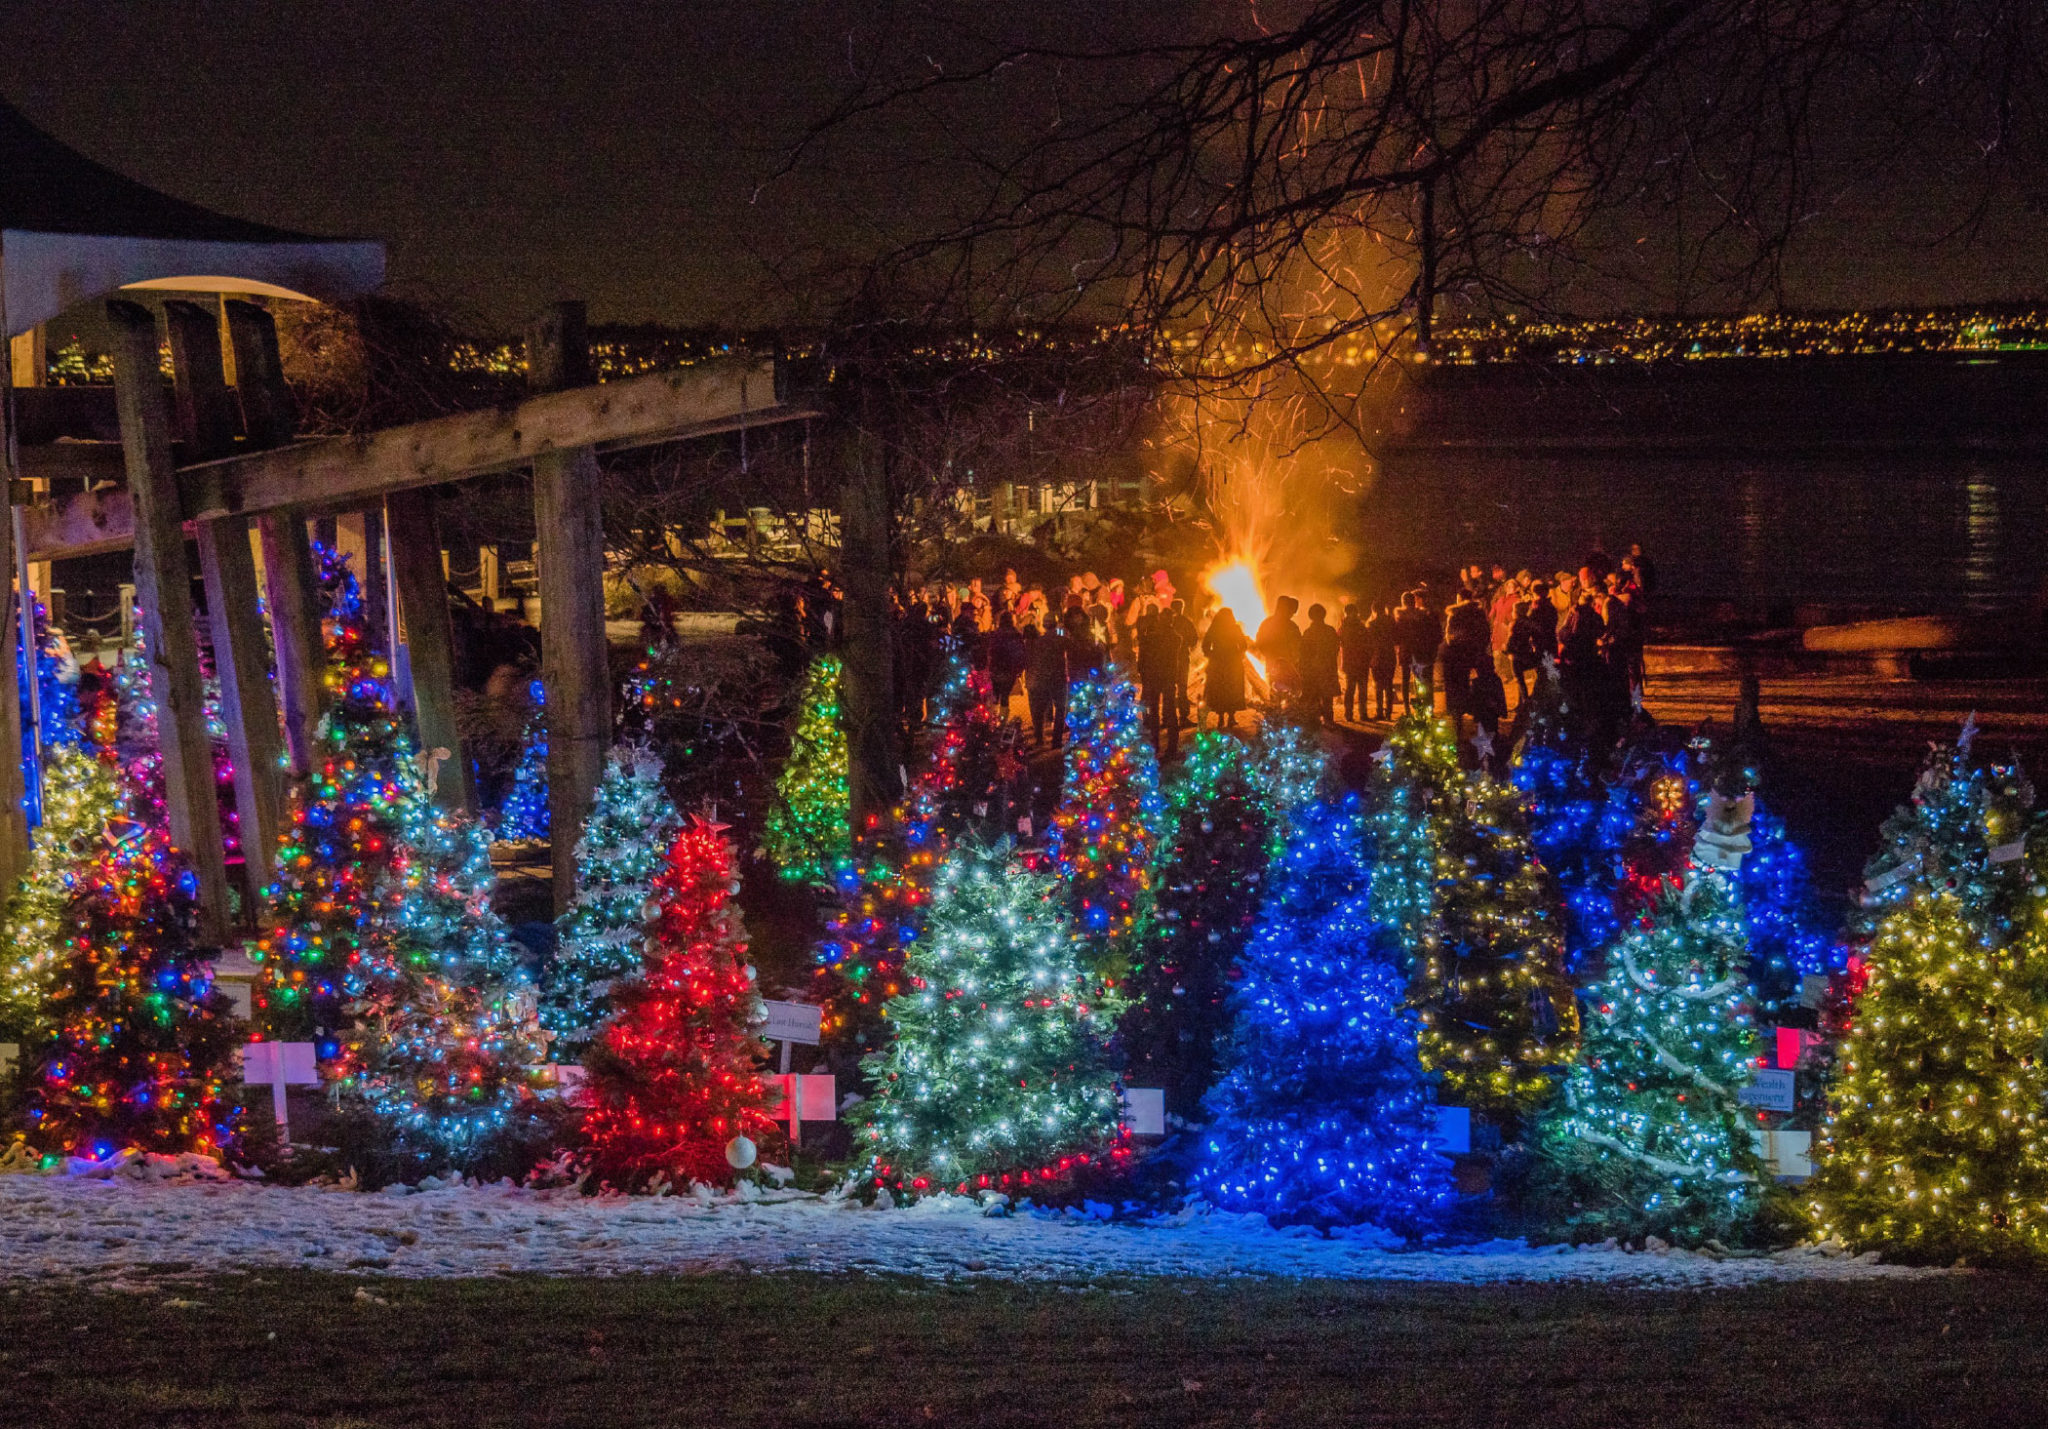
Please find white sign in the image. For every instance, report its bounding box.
[767,1072,837,1149]
[761,1000,823,1046]
[1738,1068,1797,1112]
[0,1042,16,1076]
[1121,1087,1167,1138]
[242,1041,320,1139]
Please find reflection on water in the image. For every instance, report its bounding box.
[1366,453,2048,617]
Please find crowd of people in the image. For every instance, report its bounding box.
[894,544,1658,758]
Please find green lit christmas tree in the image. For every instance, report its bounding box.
[0,742,127,1039]
[1538,868,1770,1244]
[544,744,683,1060]
[855,840,1125,1196]
[764,654,852,883]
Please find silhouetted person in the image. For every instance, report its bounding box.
[1202,608,1251,730]
[1167,599,1199,729]
[988,613,1026,715]
[1337,601,1370,722]
[1363,603,1397,719]
[1392,592,1436,713]
[1025,617,1070,747]
[1135,601,1183,756]
[1300,602,1340,727]
[1254,595,1303,706]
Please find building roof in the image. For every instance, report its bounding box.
[0,96,385,335]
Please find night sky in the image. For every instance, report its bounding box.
[2,1,2044,329]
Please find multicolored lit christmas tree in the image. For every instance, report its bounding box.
[1196,796,1451,1233]
[856,840,1126,1196]
[763,654,852,883]
[1809,732,2048,1262]
[1537,867,1771,1244]
[495,678,549,842]
[9,818,244,1160]
[579,815,776,1189]
[544,745,683,1060]
[1119,733,1270,1118]
[904,656,1015,850]
[1046,671,1163,968]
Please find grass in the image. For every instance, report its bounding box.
[4,1270,2047,1427]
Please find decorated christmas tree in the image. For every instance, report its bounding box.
[904,655,1015,850]
[1119,733,1271,1118]
[856,840,1126,1196]
[1537,867,1771,1245]
[1370,703,1575,1123]
[1420,770,1577,1121]
[495,678,549,842]
[9,818,244,1160]
[0,741,127,1038]
[1196,796,1451,1232]
[256,548,538,1158]
[1510,668,1636,974]
[579,815,776,1189]
[1249,717,1330,849]
[763,653,852,883]
[1809,733,2048,1262]
[544,745,683,1060]
[1046,671,1163,968]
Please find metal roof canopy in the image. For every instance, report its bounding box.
[0,97,383,333]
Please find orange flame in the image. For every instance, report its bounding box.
[1204,559,1269,682]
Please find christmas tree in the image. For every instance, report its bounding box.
[544,745,684,1060]
[1119,733,1271,1118]
[1249,718,1331,849]
[856,840,1126,1196]
[496,678,549,842]
[1809,733,2048,1262]
[0,742,127,1038]
[1537,868,1771,1244]
[1510,669,1635,974]
[763,654,852,883]
[1046,671,1163,968]
[904,656,1016,850]
[579,815,777,1189]
[256,547,539,1158]
[1369,704,1576,1123]
[1196,796,1452,1233]
[9,819,244,1160]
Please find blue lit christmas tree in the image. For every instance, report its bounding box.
[1510,668,1634,974]
[496,678,549,842]
[1195,796,1452,1233]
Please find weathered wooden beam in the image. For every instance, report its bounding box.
[197,516,284,911]
[529,303,611,915]
[258,511,326,773]
[163,300,241,460]
[108,299,231,945]
[20,358,807,560]
[0,338,29,890]
[224,302,328,778]
[385,488,471,813]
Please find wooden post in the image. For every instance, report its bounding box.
[224,300,326,778]
[197,516,285,908]
[108,299,231,944]
[168,298,286,912]
[527,302,611,913]
[163,300,240,460]
[385,487,471,812]
[257,510,325,773]
[0,334,30,890]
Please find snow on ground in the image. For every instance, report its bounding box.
[0,1163,1937,1289]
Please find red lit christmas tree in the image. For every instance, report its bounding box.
[579,815,777,1188]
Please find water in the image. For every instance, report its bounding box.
[1364,450,2048,620]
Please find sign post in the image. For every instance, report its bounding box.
[243,1041,319,1141]
[760,1000,825,1147]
